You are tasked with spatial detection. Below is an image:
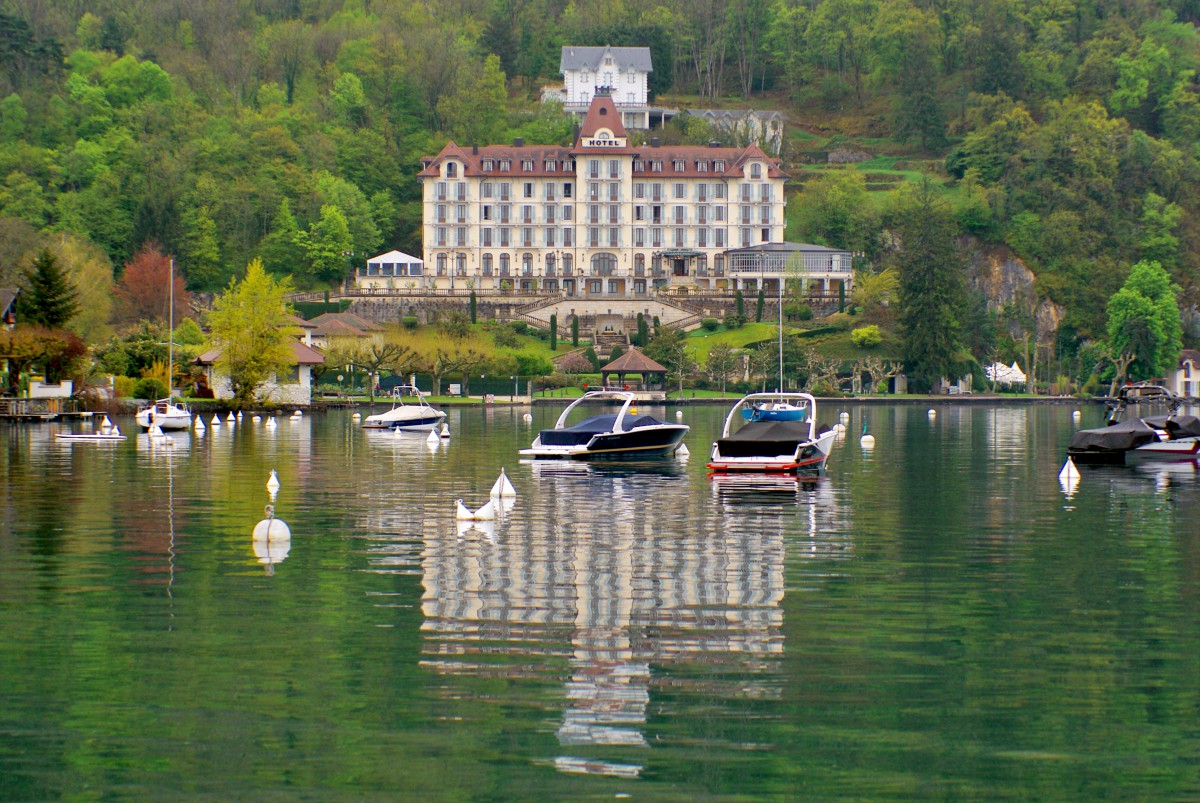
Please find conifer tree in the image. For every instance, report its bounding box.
[19,249,78,328]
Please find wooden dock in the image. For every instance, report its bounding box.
[0,398,88,421]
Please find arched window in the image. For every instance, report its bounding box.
[563,254,573,275]
[455,253,466,275]
[436,254,447,275]
[482,254,493,276]
[499,254,510,276]
[590,253,617,276]
[634,253,645,276]
[750,162,762,179]
[546,254,556,275]
[446,162,458,178]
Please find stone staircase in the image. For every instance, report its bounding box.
[594,330,631,360]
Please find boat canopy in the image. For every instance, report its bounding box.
[1143,414,1200,439]
[1068,418,1158,453]
[716,420,827,457]
[538,413,666,446]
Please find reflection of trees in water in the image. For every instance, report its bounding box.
[411,469,851,762]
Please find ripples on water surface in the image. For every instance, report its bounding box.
[2,403,1200,799]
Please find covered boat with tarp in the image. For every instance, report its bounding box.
[1067,384,1200,464]
[708,392,835,473]
[520,391,688,459]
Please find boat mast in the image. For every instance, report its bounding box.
[777,261,784,394]
[168,257,174,398]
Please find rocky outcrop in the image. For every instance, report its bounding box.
[965,240,1063,341]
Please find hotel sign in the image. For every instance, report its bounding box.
[582,130,625,148]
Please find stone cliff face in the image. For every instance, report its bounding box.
[965,239,1064,341]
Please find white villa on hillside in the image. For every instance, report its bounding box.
[542,45,659,130]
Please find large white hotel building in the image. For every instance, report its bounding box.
[416,92,839,299]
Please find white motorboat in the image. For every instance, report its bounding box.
[708,392,836,474]
[361,385,447,431]
[135,398,192,431]
[519,390,688,459]
[1068,383,1200,464]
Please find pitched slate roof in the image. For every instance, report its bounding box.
[601,348,667,374]
[560,46,652,74]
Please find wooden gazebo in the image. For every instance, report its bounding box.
[599,348,668,390]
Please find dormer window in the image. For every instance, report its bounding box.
[544,159,556,171]
[751,162,762,179]
[522,159,534,171]
[714,160,726,171]
[499,159,511,171]
[482,159,494,172]
[697,161,709,172]
[651,159,663,172]
[673,160,685,172]
[633,159,645,172]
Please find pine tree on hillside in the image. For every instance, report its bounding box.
[19,249,78,328]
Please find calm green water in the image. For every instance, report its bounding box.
[2,403,1200,800]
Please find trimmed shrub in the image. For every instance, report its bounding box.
[701,317,720,331]
[402,316,418,330]
[850,325,883,348]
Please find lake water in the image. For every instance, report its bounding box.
[3,402,1200,799]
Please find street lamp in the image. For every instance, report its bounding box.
[511,375,518,401]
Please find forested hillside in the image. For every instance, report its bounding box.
[2,0,1199,351]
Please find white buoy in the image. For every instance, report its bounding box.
[675,410,683,419]
[99,415,113,431]
[860,421,875,448]
[456,498,496,521]
[677,442,690,456]
[237,411,244,421]
[393,426,404,439]
[1059,458,1080,481]
[194,416,206,431]
[352,412,361,421]
[439,422,450,439]
[1072,410,1082,420]
[833,422,846,433]
[251,414,261,423]
[928,408,937,418]
[839,411,850,423]
[253,505,291,541]
[427,428,439,444]
[292,410,303,417]
[523,412,533,423]
[265,416,277,429]
[1059,458,1080,498]
[111,425,122,437]
[227,412,236,423]
[209,414,219,426]
[266,469,281,493]
[490,468,517,498]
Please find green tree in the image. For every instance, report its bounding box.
[180,205,224,291]
[706,343,739,396]
[1106,260,1182,380]
[571,315,579,347]
[1139,192,1183,269]
[755,289,765,323]
[206,258,300,406]
[296,205,353,287]
[259,199,306,278]
[549,313,557,350]
[894,181,967,392]
[469,291,477,324]
[19,250,78,329]
[437,54,507,146]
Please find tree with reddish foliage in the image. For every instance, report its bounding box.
[0,326,86,394]
[112,243,190,326]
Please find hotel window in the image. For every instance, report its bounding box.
[481,182,493,199]
[608,206,619,224]
[698,228,708,248]
[499,183,510,200]
[499,159,510,171]
[499,205,511,224]
[522,254,533,275]
[546,183,557,200]
[523,182,533,198]
[740,184,752,202]
[589,205,600,224]
[482,254,493,275]
[435,227,447,247]
[714,160,726,171]
[634,159,645,172]
[651,159,663,172]
[455,227,467,246]
[545,228,556,247]
[563,183,573,198]
[522,228,533,247]
[715,229,725,247]
[482,228,493,247]
[751,162,762,179]
[545,205,556,224]
[651,205,662,224]
[454,183,467,201]
[674,183,685,199]
[608,183,619,202]
[741,228,752,247]
[760,184,772,202]
[651,183,663,201]
[760,206,771,224]
[563,205,573,221]
[674,228,685,247]
[522,159,534,172]
[674,206,685,224]
[588,228,600,247]
[499,254,510,275]
[455,204,467,223]
[482,205,492,221]
[715,206,726,222]
[697,161,708,172]
[482,159,494,172]
[715,254,724,274]
[521,205,533,224]
[436,254,446,274]
[635,205,645,222]
[588,183,601,201]
[634,182,645,199]
[761,228,770,242]
[435,182,447,201]
[698,206,708,225]
[608,228,619,247]
[634,228,645,247]
[741,206,752,225]
[698,184,708,202]
[563,228,573,246]
[714,183,726,199]
[544,159,556,171]
[499,228,510,247]
[589,159,600,178]
[436,204,447,224]
[563,254,573,273]
[608,160,620,178]
[446,162,457,178]
[651,228,662,247]
[455,253,466,275]
[673,159,685,171]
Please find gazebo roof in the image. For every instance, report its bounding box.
[600,348,667,374]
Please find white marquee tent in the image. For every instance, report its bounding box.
[985,361,1027,386]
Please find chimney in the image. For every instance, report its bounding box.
[708,140,721,148]
[513,137,524,147]
[472,143,478,155]
[573,122,581,141]
[650,137,660,147]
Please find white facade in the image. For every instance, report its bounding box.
[1164,350,1200,398]
[419,95,788,297]
[559,46,652,130]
